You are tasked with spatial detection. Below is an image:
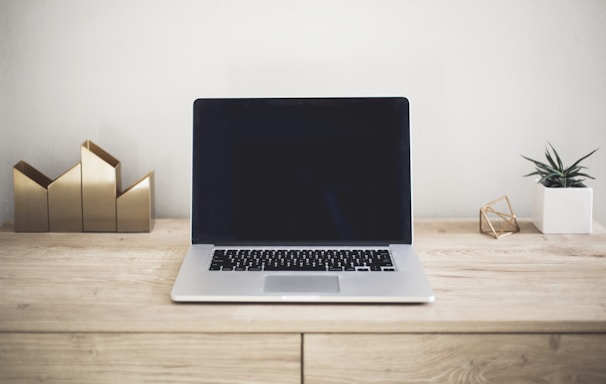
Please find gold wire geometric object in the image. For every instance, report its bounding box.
[479,195,520,239]
[13,140,154,233]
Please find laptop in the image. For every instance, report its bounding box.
[171,97,435,303]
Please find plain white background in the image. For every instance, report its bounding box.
[1,0,605,227]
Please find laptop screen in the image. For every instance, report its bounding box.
[192,97,412,245]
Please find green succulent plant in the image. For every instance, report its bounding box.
[521,143,599,188]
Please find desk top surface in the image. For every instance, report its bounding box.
[1,218,605,334]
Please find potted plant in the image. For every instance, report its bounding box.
[522,143,599,234]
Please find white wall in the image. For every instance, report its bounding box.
[1,0,605,226]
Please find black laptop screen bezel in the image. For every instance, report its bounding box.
[191,97,412,246]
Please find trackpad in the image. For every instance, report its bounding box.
[264,275,340,293]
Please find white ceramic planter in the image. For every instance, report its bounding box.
[532,183,593,234]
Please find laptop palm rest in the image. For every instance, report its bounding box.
[264,275,340,293]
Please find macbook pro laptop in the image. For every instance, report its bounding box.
[171,97,435,303]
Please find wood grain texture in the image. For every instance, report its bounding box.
[1,218,605,383]
[0,333,300,384]
[304,333,606,384]
[1,218,605,333]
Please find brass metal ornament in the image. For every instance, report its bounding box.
[48,163,83,232]
[117,171,155,232]
[81,140,121,232]
[479,195,520,239]
[13,161,52,232]
[12,140,154,233]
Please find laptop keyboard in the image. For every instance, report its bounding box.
[209,249,395,272]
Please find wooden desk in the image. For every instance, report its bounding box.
[1,219,605,383]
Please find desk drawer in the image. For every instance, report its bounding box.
[304,333,606,384]
[0,333,301,383]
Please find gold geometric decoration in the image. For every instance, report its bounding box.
[13,140,154,233]
[479,195,520,239]
[81,140,121,232]
[117,171,155,232]
[48,163,83,232]
[13,161,52,232]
